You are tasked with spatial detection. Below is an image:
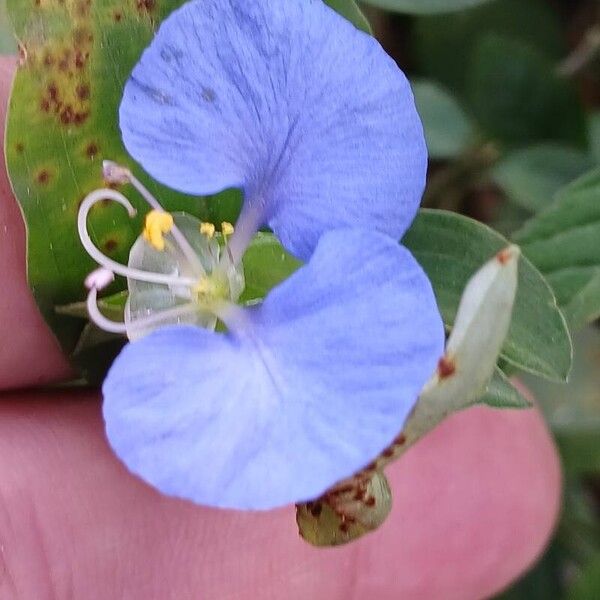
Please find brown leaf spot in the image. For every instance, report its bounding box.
[76,83,90,100]
[60,105,75,124]
[103,239,118,253]
[73,27,93,47]
[364,497,376,507]
[113,10,123,22]
[74,0,91,18]
[309,502,323,518]
[137,0,156,11]
[85,142,99,159]
[43,52,55,67]
[36,169,51,185]
[437,356,456,379]
[15,142,25,154]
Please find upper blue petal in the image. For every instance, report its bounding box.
[102,229,444,510]
[119,0,427,260]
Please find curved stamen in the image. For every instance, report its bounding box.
[87,287,199,336]
[78,189,197,288]
[86,287,128,334]
[104,161,206,276]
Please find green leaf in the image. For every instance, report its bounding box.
[493,144,594,212]
[524,327,600,476]
[360,0,494,14]
[569,556,600,600]
[4,0,369,361]
[324,0,371,33]
[240,233,302,304]
[514,169,600,326]
[413,0,564,96]
[479,369,532,409]
[468,34,586,147]
[590,112,600,164]
[412,80,475,159]
[403,209,572,381]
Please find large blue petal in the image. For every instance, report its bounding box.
[103,230,444,509]
[119,0,427,260]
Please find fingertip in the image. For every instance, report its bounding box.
[0,56,73,389]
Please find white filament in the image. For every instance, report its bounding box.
[86,287,198,336]
[77,189,197,288]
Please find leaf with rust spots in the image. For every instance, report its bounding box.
[5,0,372,374]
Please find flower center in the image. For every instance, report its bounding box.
[78,161,250,339]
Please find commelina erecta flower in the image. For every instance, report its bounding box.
[80,0,445,510]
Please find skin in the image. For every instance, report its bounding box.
[0,56,561,599]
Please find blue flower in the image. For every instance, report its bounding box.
[77,0,444,510]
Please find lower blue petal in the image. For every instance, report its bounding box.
[103,229,444,510]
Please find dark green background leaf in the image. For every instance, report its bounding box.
[361,0,495,15]
[514,169,600,327]
[493,144,594,213]
[467,34,586,147]
[412,80,475,159]
[413,0,564,97]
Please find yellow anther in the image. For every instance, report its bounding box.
[221,222,235,236]
[200,222,216,238]
[143,210,174,251]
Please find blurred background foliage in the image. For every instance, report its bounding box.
[1,0,599,596]
[357,0,600,597]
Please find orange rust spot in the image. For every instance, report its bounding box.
[496,248,512,265]
[437,356,456,379]
[330,484,354,497]
[353,489,366,501]
[36,170,51,185]
[394,433,407,446]
[382,447,395,459]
